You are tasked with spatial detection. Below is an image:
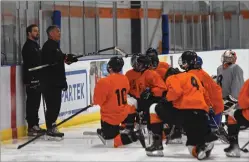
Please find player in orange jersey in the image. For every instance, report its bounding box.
[121,54,146,134]
[94,56,145,148]
[146,48,183,144]
[223,79,249,155]
[125,54,167,144]
[145,47,170,79]
[145,67,218,160]
[178,52,224,132]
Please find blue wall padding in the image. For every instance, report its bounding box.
[162,14,169,54]
[52,10,61,46]
[53,10,61,28]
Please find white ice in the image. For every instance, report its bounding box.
[1,122,248,161]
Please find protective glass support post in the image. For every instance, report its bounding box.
[199,15,203,51]
[143,1,149,52]
[182,14,185,51]
[16,1,21,64]
[25,1,28,29]
[2,11,6,60]
[239,14,242,49]
[192,15,195,51]
[38,9,43,46]
[82,1,86,54]
[68,1,72,54]
[173,14,176,53]
[238,2,242,49]
[113,2,118,55]
[81,1,86,53]
[208,15,212,51]
[95,1,100,51]
[222,2,225,49]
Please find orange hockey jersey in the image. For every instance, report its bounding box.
[165,72,209,112]
[125,69,142,98]
[136,69,167,97]
[188,69,224,114]
[238,79,249,121]
[93,73,131,125]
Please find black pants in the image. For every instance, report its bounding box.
[178,109,217,146]
[155,103,217,146]
[42,85,62,129]
[101,120,137,145]
[235,109,249,127]
[25,86,41,128]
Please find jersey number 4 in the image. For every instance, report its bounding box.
[115,88,127,106]
[191,76,199,90]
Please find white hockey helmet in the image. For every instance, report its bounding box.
[221,50,237,64]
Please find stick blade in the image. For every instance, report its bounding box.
[83,131,97,135]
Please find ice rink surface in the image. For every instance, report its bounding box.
[1,122,249,162]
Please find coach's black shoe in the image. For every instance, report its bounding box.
[27,125,46,136]
[46,126,64,138]
[146,134,164,157]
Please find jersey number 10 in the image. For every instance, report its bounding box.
[115,88,127,106]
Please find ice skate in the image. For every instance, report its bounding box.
[224,136,240,157]
[165,126,183,144]
[225,144,241,157]
[146,134,164,157]
[97,128,107,145]
[196,142,214,160]
[134,128,146,148]
[27,125,46,136]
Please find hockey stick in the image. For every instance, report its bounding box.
[165,125,175,145]
[28,47,116,71]
[76,46,115,58]
[241,141,249,153]
[17,105,94,149]
[210,116,230,144]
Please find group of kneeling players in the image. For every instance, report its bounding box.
[92,48,249,160]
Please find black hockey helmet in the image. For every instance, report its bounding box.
[164,67,181,81]
[131,53,151,72]
[178,51,197,70]
[107,56,124,73]
[146,47,159,69]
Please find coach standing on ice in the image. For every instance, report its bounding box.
[40,25,78,138]
[22,24,45,136]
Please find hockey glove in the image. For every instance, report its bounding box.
[65,54,78,65]
[140,88,152,100]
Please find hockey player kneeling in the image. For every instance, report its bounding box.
[178,52,224,133]
[223,79,249,156]
[145,67,218,160]
[93,56,145,148]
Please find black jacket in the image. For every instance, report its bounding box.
[40,39,67,88]
[21,39,41,84]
